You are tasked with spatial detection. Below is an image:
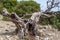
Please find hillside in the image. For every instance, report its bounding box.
[0,21,60,40]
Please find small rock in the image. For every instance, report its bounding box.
[44,37,49,40]
[5,29,9,32]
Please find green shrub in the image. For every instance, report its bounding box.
[2,17,10,21]
[49,14,60,30]
[42,19,49,25]
[15,1,40,16]
[41,14,60,30]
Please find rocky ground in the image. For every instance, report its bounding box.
[38,25,60,40]
[0,21,60,40]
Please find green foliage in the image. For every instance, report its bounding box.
[42,19,49,25]
[42,13,60,30]
[0,0,18,13]
[0,0,40,16]
[52,14,60,30]
[15,1,40,16]
[0,0,40,20]
[0,0,4,13]
[0,3,3,13]
[2,17,10,21]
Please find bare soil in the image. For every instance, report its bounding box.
[0,21,60,40]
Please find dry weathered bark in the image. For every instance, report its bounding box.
[30,12,53,24]
[2,8,27,40]
[1,8,41,40]
[1,8,54,40]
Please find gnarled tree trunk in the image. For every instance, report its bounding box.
[1,8,40,40]
[1,8,53,40]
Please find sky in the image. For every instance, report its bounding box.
[17,0,60,12]
[34,0,48,11]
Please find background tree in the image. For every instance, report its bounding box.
[0,0,18,13]
[0,0,40,16]
[15,1,40,16]
[0,0,18,21]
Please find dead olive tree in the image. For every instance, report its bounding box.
[1,8,53,40]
